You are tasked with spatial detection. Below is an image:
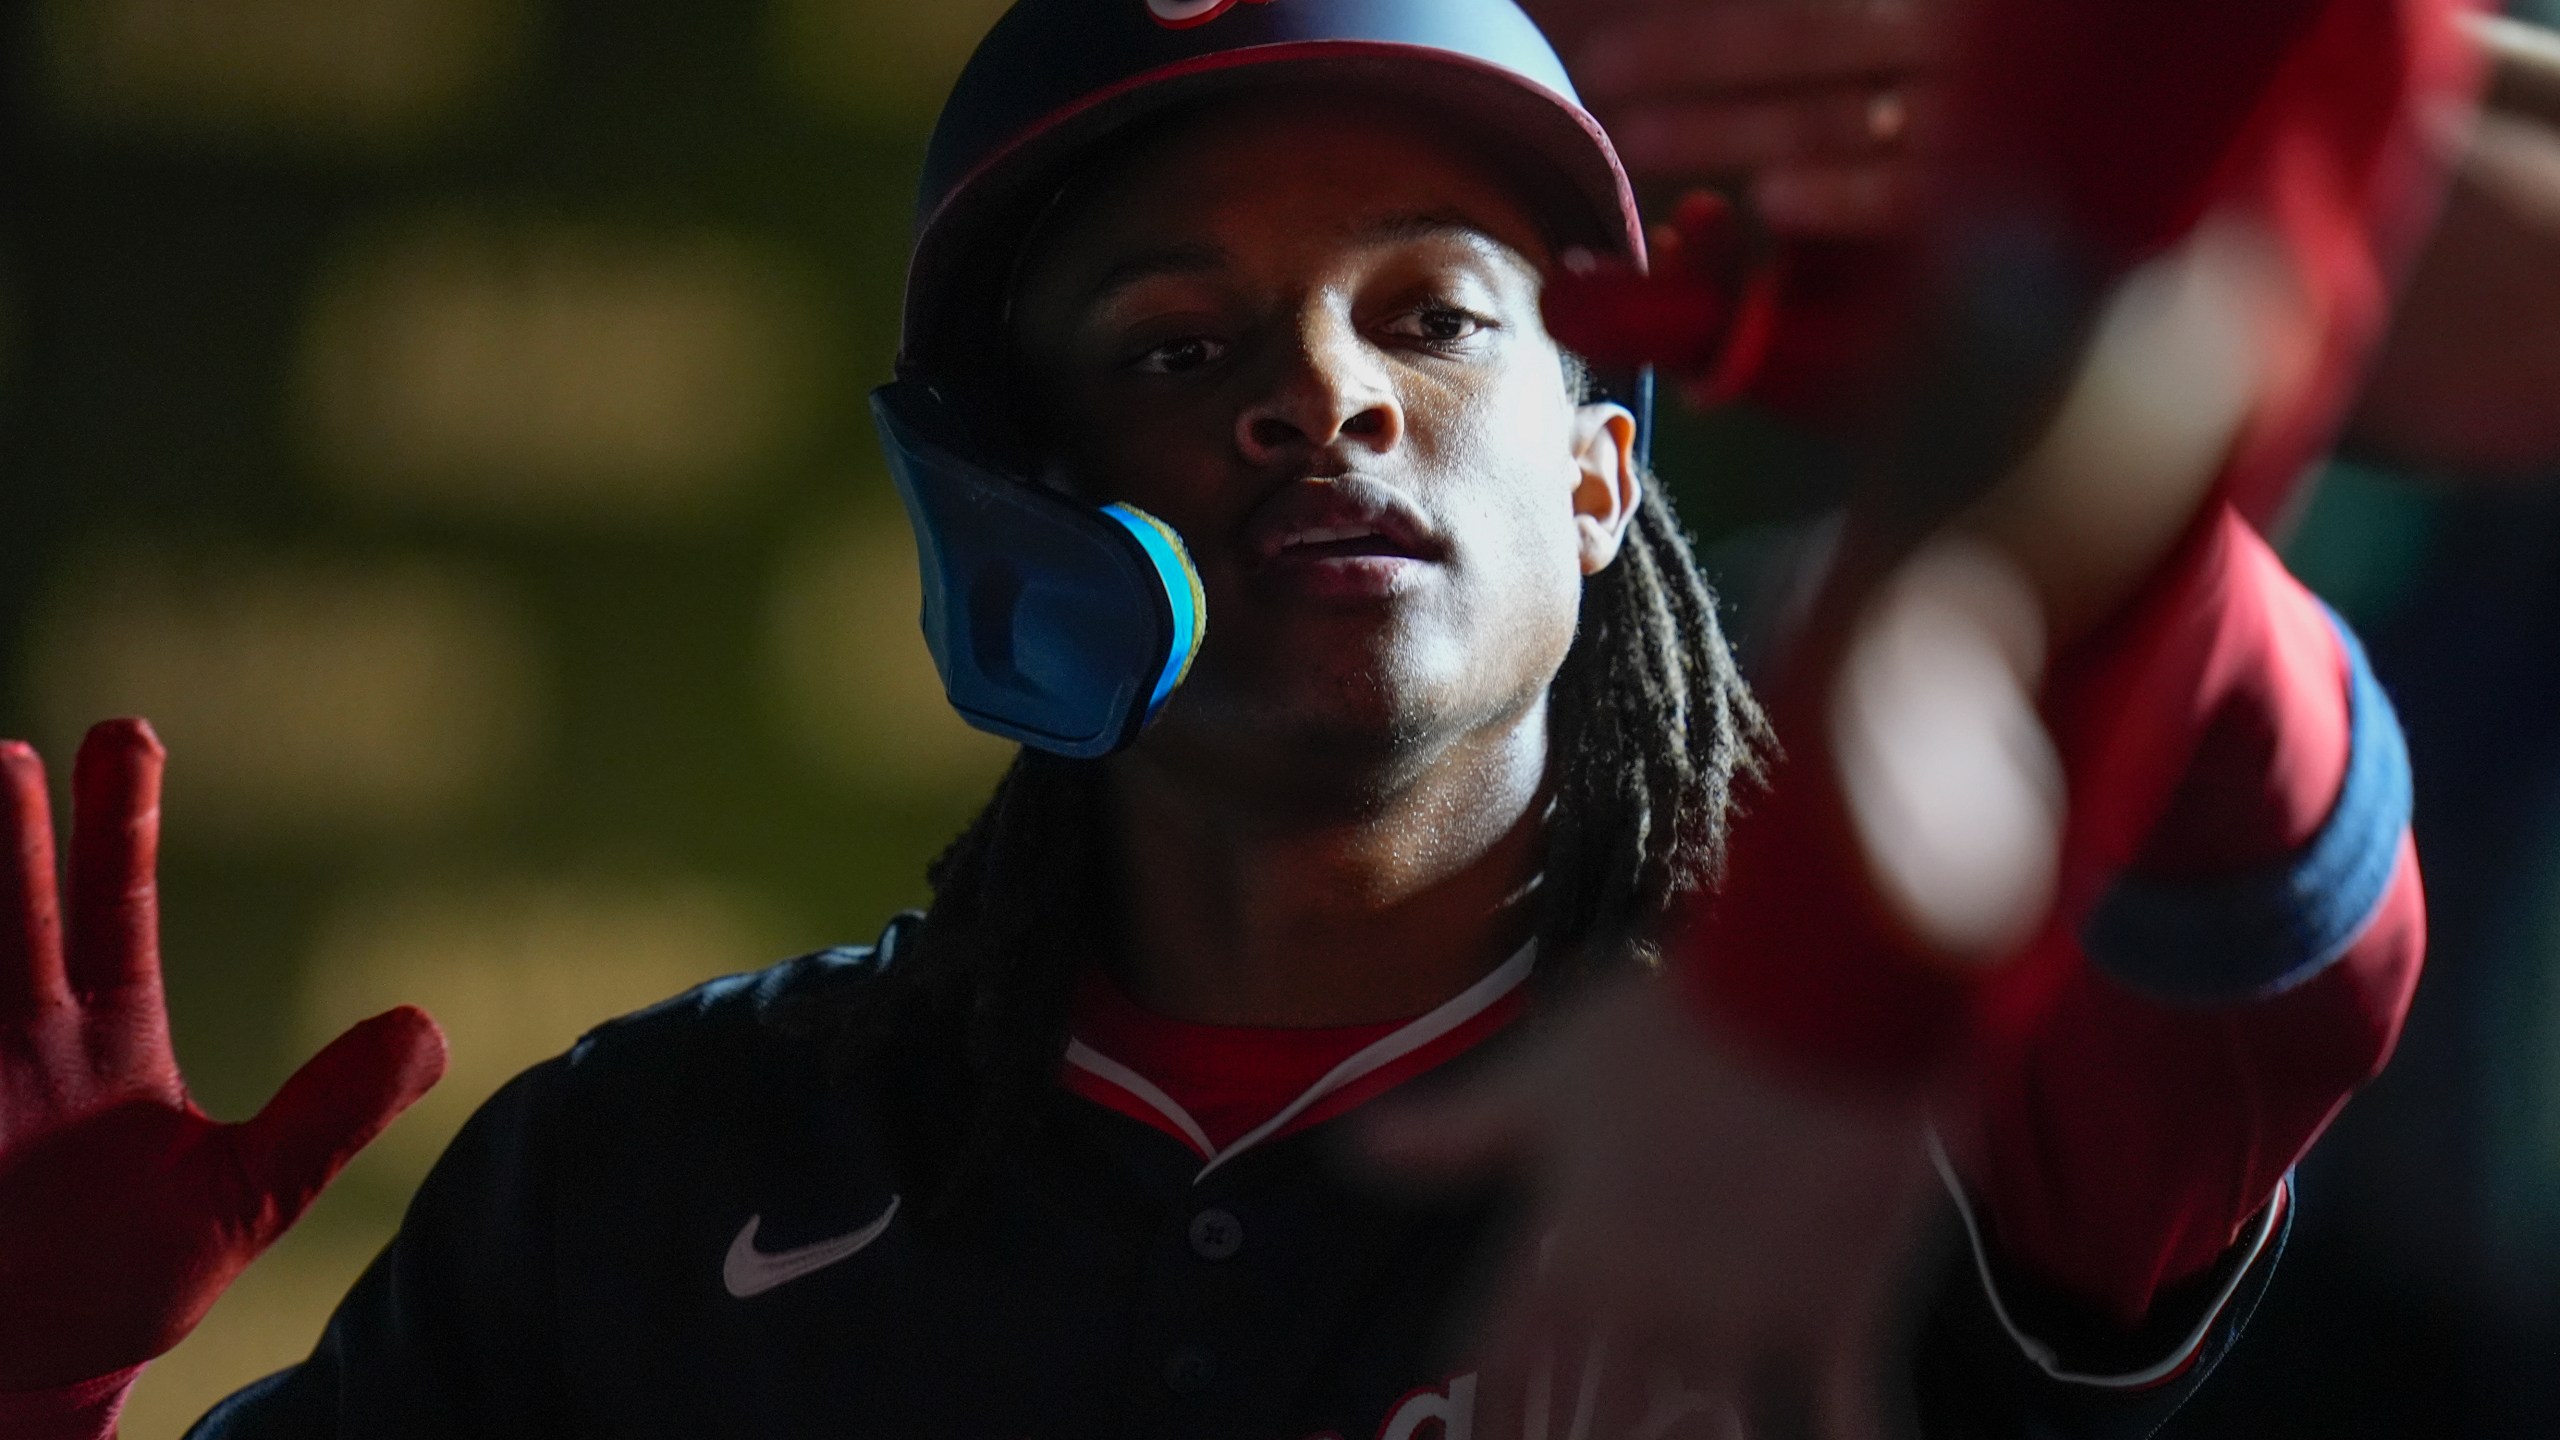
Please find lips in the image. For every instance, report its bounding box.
[1242,476,1447,571]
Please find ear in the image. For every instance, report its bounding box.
[1569,400,1643,575]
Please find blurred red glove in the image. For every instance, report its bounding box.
[1521,0,1941,240]
[1543,0,2480,480]
[1527,0,1937,423]
[1544,190,1795,411]
[0,720,445,1396]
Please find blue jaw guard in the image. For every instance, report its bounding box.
[871,381,1206,760]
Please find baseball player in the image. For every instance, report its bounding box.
[0,0,2459,1435]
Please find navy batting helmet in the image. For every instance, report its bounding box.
[873,0,1646,760]
[900,0,1644,386]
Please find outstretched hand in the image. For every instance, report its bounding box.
[1364,974,1937,1440]
[0,720,445,1393]
[1523,0,1941,237]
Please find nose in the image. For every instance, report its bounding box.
[1233,312,1403,466]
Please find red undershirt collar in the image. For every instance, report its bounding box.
[1060,944,1535,1180]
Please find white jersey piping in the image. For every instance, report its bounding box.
[1065,942,1537,1184]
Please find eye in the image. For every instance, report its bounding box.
[1382,304,1491,349]
[1130,335,1229,375]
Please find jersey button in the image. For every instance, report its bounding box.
[1163,1344,1217,1395]
[1187,1207,1243,1261]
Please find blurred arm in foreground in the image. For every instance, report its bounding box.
[1371,0,2479,1433]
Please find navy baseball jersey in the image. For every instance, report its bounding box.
[183,917,2283,1440]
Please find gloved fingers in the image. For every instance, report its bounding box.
[0,739,69,1016]
[233,1005,447,1235]
[1502,1325,1739,1440]
[66,719,166,1001]
[1459,1317,1538,1440]
[1756,161,1926,239]
[1545,261,1736,372]
[1611,87,1919,183]
[1470,1307,1593,1440]
[1569,0,1938,110]
[1625,1339,1752,1440]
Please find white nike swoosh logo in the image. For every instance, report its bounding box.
[721,1194,901,1299]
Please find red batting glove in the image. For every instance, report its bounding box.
[1544,190,1795,411]
[0,720,446,1398]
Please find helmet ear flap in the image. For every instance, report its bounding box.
[872,382,1205,759]
[879,0,1646,755]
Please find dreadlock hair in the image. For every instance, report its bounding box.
[790,439,1771,1211]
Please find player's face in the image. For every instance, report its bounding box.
[1013,96,1638,777]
